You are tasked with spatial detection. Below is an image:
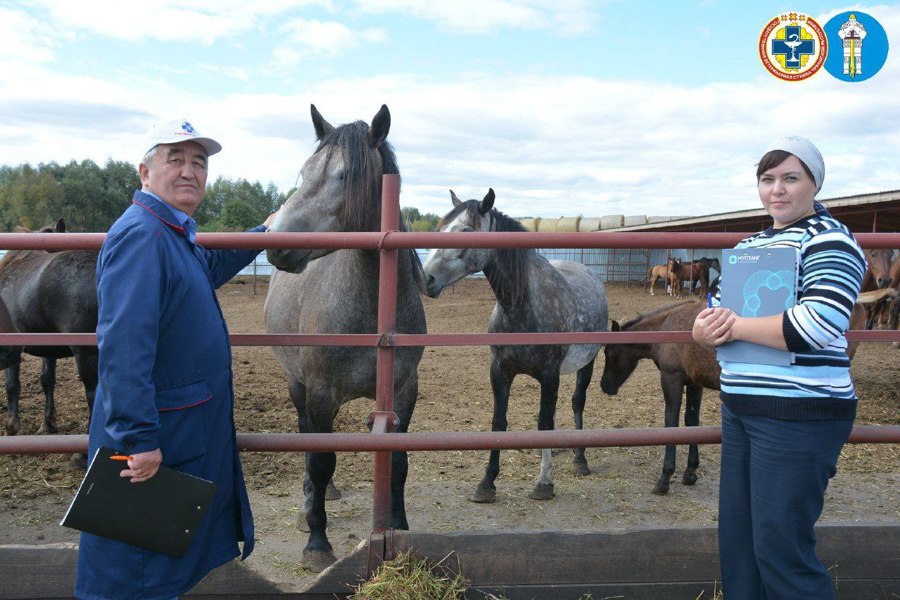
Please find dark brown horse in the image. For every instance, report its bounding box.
[671,260,711,297]
[601,300,866,495]
[0,219,98,439]
[600,300,718,494]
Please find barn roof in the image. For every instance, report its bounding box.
[604,189,900,234]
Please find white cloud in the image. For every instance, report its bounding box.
[0,7,58,65]
[26,0,334,44]
[273,18,387,64]
[353,0,597,35]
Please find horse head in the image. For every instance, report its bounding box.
[865,248,893,289]
[600,319,643,395]
[267,104,395,274]
[422,188,498,297]
[709,257,721,273]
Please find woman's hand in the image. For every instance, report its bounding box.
[692,307,736,347]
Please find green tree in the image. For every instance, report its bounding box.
[220,199,261,230]
[59,159,104,231]
[401,206,440,231]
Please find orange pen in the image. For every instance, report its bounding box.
[110,454,133,461]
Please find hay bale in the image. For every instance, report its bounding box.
[623,215,648,227]
[600,215,624,229]
[556,216,581,233]
[537,218,559,232]
[519,218,539,232]
[579,217,601,231]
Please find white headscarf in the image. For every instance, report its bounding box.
[763,136,825,193]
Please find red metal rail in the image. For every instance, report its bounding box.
[2,180,899,567]
[2,232,899,252]
[2,425,899,455]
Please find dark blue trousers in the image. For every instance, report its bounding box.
[718,404,853,600]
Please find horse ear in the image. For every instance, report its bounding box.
[479,188,495,214]
[450,190,462,207]
[55,218,66,233]
[310,104,334,140]
[369,104,391,148]
[611,320,621,332]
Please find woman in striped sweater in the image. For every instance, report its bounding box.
[692,137,866,600]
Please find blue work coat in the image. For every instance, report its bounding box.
[76,191,264,600]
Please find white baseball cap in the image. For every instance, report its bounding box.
[142,118,222,157]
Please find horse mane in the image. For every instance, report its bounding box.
[314,119,426,292]
[619,301,694,330]
[315,120,399,233]
[441,199,531,308]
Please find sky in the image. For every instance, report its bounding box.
[1,1,898,221]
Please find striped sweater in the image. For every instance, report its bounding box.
[716,212,866,421]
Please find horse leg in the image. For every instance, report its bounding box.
[472,361,512,503]
[71,349,99,468]
[681,383,702,486]
[530,372,560,501]
[654,373,683,495]
[570,359,594,476]
[5,364,21,436]
[891,298,900,348]
[649,275,656,296]
[37,357,58,434]
[389,374,418,530]
[300,391,339,572]
[288,380,339,533]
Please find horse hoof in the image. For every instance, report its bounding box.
[571,458,591,477]
[325,481,341,501]
[470,487,496,504]
[5,421,19,436]
[529,483,554,501]
[682,472,698,486]
[652,483,670,495]
[301,549,337,573]
[68,453,88,469]
[37,423,57,435]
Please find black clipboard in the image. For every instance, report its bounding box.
[61,446,218,557]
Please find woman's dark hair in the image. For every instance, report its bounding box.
[756,149,815,182]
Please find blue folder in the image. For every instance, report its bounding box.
[717,247,799,366]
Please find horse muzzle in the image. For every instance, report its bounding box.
[424,274,445,298]
[267,248,314,274]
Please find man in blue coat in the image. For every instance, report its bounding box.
[75,118,274,599]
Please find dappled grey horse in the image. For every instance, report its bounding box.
[265,104,426,572]
[423,189,608,502]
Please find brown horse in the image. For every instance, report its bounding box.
[600,300,718,494]
[600,300,866,495]
[0,219,98,438]
[671,260,710,298]
[646,258,681,296]
[859,248,895,329]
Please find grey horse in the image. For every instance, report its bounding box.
[265,104,426,572]
[422,189,608,503]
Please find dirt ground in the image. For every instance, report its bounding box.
[1,277,898,593]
